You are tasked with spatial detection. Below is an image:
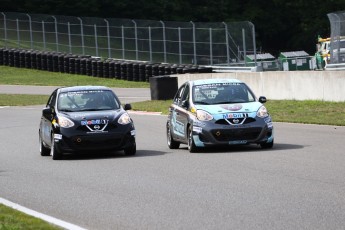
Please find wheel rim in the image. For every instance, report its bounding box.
[167,125,172,145]
[50,137,54,156]
[188,127,192,150]
[39,135,42,153]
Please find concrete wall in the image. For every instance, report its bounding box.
[176,71,345,102]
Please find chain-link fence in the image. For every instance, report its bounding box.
[0,12,256,66]
[327,11,345,64]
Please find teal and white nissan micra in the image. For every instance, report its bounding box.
[166,78,274,152]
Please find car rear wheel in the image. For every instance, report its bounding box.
[51,134,62,160]
[260,139,274,149]
[188,125,198,153]
[39,134,50,156]
[167,123,180,149]
[124,143,136,156]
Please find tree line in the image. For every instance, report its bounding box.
[2,0,345,55]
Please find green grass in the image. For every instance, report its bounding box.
[266,100,345,126]
[131,100,173,114]
[0,66,149,88]
[0,94,49,106]
[0,204,62,230]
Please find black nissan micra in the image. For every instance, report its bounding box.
[39,86,136,160]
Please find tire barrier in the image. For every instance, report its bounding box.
[9,49,15,67]
[120,62,127,80]
[139,63,146,82]
[80,58,87,75]
[2,49,9,66]
[0,48,213,83]
[97,61,103,77]
[25,51,31,69]
[126,62,133,81]
[36,52,42,70]
[91,60,97,77]
[19,51,25,68]
[103,61,109,78]
[0,48,3,65]
[41,52,48,71]
[108,61,114,78]
[31,52,37,69]
[114,62,121,79]
[133,63,139,81]
[52,54,59,72]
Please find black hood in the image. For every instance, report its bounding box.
[59,109,125,123]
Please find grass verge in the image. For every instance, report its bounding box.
[0,66,149,88]
[0,204,62,230]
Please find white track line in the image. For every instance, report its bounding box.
[0,197,87,230]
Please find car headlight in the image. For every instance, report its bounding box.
[196,110,213,121]
[118,113,132,125]
[257,105,269,118]
[58,116,74,128]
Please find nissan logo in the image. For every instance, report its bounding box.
[233,119,240,124]
[94,125,100,130]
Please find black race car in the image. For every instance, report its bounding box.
[39,86,136,160]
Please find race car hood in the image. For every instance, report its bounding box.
[194,102,263,119]
[60,109,124,123]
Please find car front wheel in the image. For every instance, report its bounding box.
[51,134,62,160]
[188,125,198,153]
[167,123,180,149]
[124,143,136,156]
[39,133,50,156]
[260,139,274,149]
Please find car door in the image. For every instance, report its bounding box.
[41,90,57,145]
[170,83,191,142]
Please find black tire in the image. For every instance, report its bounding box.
[39,134,50,156]
[260,139,274,149]
[167,123,180,149]
[50,135,62,160]
[124,143,136,156]
[187,125,198,153]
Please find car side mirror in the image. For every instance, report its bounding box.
[42,107,53,116]
[259,96,267,103]
[124,104,132,110]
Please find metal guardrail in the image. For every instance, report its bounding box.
[325,63,345,70]
[206,65,262,72]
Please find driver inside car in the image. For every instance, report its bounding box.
[84,93,104,109]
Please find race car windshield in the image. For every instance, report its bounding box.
[58,90,121,112]
[193,83,256,105]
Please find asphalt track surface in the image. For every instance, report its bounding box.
[1,86,345,229]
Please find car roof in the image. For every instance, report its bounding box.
[58,85,112,93]
[190,78,243,86]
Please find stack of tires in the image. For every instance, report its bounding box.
[0,48,213,82]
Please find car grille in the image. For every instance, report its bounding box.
[215,117,256,125]
[68,134,123,150]
[76,123,118,132]
[211,127,262,142]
